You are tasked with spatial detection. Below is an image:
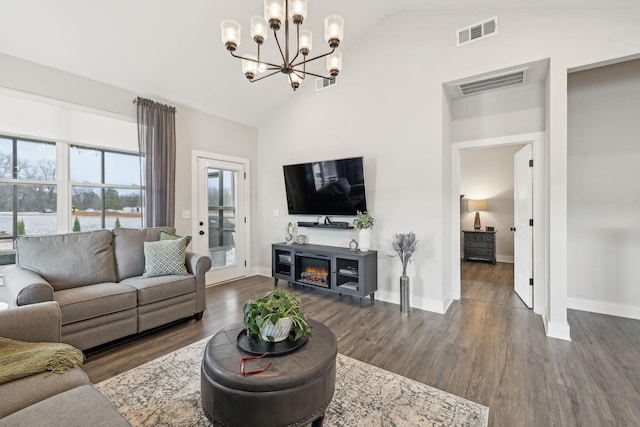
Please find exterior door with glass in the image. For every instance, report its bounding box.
[195,157,247,284]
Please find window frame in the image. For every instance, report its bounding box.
[69,145,143,231]
[0,134,143,266]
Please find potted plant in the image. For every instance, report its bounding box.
[243,288,313,342]
[392,232,417,313]
[353,210,374,251]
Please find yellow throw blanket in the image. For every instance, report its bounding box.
[0,337,84,385]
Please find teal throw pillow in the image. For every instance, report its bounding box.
[142,237,189,278]
[159,231,192,246]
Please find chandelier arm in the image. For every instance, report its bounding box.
[289,24,301,66]
[273,30,287,65]
[249,70,282,83]
[294,70,336,80]
[291,48,336,68]
[228,50,280,69]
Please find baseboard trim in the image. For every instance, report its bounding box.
[256,268,449,315]
[545,319,572,341]
[567,297,640,320]
[256,267,271,277]
[496,255,514,263]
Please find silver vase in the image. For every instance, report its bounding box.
[400,275,410,313]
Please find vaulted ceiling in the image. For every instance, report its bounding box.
[0,0,636,126]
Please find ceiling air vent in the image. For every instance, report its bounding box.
[457,17,498,47]
[457,68,528,97]
[315,77,336,91]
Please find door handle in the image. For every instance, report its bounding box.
[510,227,516,232]
[199,221,204,226]
[199,231,205,235]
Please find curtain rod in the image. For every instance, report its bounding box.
[133,96,177,113]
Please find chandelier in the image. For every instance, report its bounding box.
[220,0,344,91]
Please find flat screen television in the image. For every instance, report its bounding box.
[283,156,368,215]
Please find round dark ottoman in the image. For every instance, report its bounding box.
[201,319,337,427]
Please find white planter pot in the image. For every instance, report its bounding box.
[358,228,371,251]
[260,317,293,342]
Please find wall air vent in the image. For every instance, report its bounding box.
[457,68,528,97]
[457,17,498,47]
[315,77,337,91]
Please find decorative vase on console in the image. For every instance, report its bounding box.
[392,232,417,314]
[353,211,374,252]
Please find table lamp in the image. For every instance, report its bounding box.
[468,199,487,230]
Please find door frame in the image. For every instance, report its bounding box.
[450,132,545,315]
[191,150,251,285]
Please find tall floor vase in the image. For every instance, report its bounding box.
[400,275,410,313]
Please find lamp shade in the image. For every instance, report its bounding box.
[299,29,312,55]
[326,51,343,76]
[250,16,268,44]
[242,55,259,79]
[467,199,487,212]
[221,20,241,50]
[264,0,285,29]
[324,15,344,47]
[289,0,308,23]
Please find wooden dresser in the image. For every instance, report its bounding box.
[462,230,497,264]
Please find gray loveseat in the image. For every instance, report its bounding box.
[3,227,211,351]
[0,301,130,426]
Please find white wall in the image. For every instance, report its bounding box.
[256,7,640,336]
[0,53,259,267]
[567,58,640,319]
[460,144,524,262]
[451,81,546,142]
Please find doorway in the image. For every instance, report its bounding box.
[460,143,529,307]
[192,151,249,284]
[451,132,545,314]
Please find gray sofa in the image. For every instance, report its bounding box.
[3,227,211,351]
[0,301,131,426]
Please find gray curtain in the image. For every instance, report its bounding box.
[136,97,176,227]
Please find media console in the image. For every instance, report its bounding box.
[272,242,377,306]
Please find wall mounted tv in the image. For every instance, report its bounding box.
[283,156,368,216]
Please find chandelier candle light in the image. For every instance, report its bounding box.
[221,0,344,91]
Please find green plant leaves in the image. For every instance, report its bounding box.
[242,288,312,341]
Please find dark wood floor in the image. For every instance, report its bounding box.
[84,262,640,426]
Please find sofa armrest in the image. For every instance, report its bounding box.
[3,267,54,306]
[185,251,212,314]
[0,301,62,343]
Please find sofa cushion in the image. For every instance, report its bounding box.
[0,367,88,418]
[113,227,174,281]
[0,384,131,427]
[15,230,116,291]
[54,283,137,325]
[120,275,196,305]
[142,237,189,278]
[159,230,192,246]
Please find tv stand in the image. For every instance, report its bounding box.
[272,243,377,306]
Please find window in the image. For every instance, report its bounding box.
[70,146,143,232]
[0,137,57,264]
[0,136,143,267]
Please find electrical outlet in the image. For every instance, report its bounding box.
[273,209,280,217]
[182,210,191,219]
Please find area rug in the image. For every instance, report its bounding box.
[96,337,489,427]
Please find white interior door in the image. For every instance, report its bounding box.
[514,144,533,308]
[195,157,246,284]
